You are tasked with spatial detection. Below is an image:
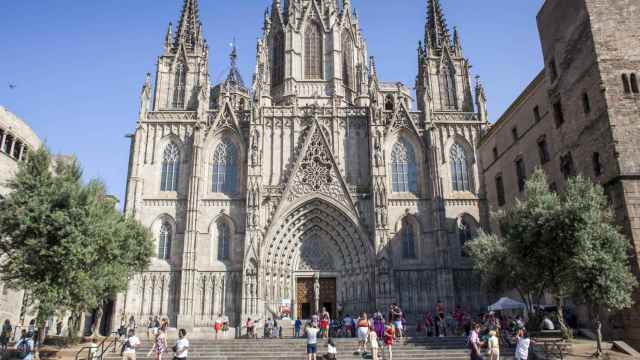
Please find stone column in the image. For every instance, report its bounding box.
[178,124,204,330]
[313,274,320,316]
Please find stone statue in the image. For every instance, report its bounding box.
[250,130,260,166]
[374,132,383,167]
[313,273,320,315]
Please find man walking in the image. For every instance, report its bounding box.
[121,329,141,360]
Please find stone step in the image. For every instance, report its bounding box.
[101,336,517,360]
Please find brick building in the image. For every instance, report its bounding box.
[479,0,640,347]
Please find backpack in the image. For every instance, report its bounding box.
[17,339,31,359]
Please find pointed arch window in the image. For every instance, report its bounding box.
[401,218,416,259]
[391,139,418,193]
[439,65,457,110]
[212,140,237,194]
[458,217,475,257]
[217,221,230,261]
[161,143,180,192]
[450,143,473,192]
[172,62,187,109]
[158,223,172,260]
[305,22,323,80]
[342,31,354,90]
[272,30,285,86]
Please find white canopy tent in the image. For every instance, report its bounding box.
[488,297,526,311]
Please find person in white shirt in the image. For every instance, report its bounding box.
[541,316,555,331]
[121,329,141,360]
[513,328,532,360]
[305,323,320,360]
[325,338,337,360]
[174,329,189,360]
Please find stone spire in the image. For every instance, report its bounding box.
[225,41,246,89]
[174,0,202,51]
[425,0,452,52]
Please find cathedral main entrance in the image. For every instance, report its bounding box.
[296,277,337,320]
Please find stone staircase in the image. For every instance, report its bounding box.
[103,336,517,360]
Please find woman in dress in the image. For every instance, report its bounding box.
[149,323,168,360]
[373,312,385,341]
[384,323,395,360]
[356,313,369,355]
[487,330,500,360]
[214,314,223,340]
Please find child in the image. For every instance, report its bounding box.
[368,326,379,360]
[325,338,337,360]
[488,330,500,360]
[384,323,394,360]
[89,338,98,360]
[295,319,302,338]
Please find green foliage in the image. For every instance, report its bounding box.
[465,168,637,321]
[0,148,153,321]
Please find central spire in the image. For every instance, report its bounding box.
[425,0,452,51]
[174,0,202,51]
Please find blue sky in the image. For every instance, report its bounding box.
[0,0,544,204]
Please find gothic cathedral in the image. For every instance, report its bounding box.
[117,0,490,330]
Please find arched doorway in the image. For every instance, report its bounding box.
[260,198,375,319]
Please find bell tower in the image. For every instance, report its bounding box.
[253,0,370,107]
[152,0,209,111]
[416,0,474,114]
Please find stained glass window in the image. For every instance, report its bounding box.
[212,140,237,194]
[217,221,230,261]
[304,22,323,79]
[391,139,417,193]
[158,222,172,260]
[161,143,180,192]
[450,143,472,192]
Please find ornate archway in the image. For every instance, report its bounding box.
[259,198,375,318]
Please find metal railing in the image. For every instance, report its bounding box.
[74,331,119,360]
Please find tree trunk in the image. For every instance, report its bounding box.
[76,312,86,338]
[91,304,104,337]
[595,317,603,357]
[555,296,571,340]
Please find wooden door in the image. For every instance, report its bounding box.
[296,278,314,319]
[319,278,337,319]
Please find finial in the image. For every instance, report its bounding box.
[230,37,238,67]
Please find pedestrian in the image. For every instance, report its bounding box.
[1,320,12,352]
[173,329,189,360]
[128,316,136,332]
[89,338,99,360]
[384,323,394,360]
[368,325,380,360]
[214,314,223,340]
[294,318,302,338]
[305,321,320,360]
[487,330,500,360]
[148,323,168,360]
[245,318,255,338]
[356,313,369,355]
[342,314,353,337]
[120,328,141,360]
[468,322,484,360]
[373,311,385,340]
[15,329,34,360]
[320,307,330,339]
[56,319,63,336]
[514,328,531,360]
[265,318,273,338]
[146,317,153,340]
[325,337,337,360]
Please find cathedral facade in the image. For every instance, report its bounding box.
[116,0,490,330]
